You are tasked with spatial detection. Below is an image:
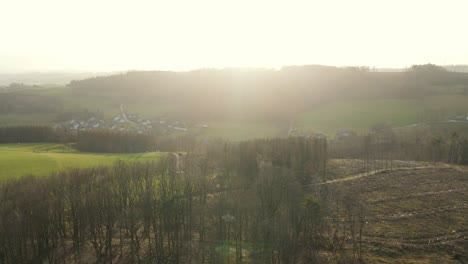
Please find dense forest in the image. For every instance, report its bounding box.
[0,126,153,153]
[0,126,68,143]
[75,130,154,153]
[0,137,339,264]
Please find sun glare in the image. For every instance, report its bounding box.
[0,0,467,72]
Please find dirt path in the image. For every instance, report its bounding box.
[171,152,184,173]
[312,162,468,186]
[398,120,468,128]
[313,165,439,186]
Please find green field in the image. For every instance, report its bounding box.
[203,122,282,141]
[298,99,421,135]
[0,143,165,180]
[298,95,468,135]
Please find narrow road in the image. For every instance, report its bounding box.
[120,104,136,124]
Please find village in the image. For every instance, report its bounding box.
[56,110,208,135]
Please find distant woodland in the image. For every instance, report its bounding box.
[68,64,468,121]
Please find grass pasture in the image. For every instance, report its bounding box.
[298,99,421,135]
[298,95,468,135]
[0,143,165,180]
[203,122,282,141]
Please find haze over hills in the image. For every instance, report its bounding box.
[2,64,468,139]
[2,0,468,262]
[2,65,468,86]
[0,71,116,86]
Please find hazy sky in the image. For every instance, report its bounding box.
[1,0,467,72]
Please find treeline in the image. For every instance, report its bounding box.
[0,126,70,143]
[0,137,369,264]
[0,126,154,153]
[68,64,468,122]
[75,130,154,153]
[329,126,468,172]
[209,137,328,186]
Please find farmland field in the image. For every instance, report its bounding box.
[203,122,282,141]
[0,143,165,180]
[298,95,468,135]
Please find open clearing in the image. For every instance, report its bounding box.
[0,143,165,180]
[327,162,468,263]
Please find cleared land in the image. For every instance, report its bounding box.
[326,161,468,263]
[0,143,165,180]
